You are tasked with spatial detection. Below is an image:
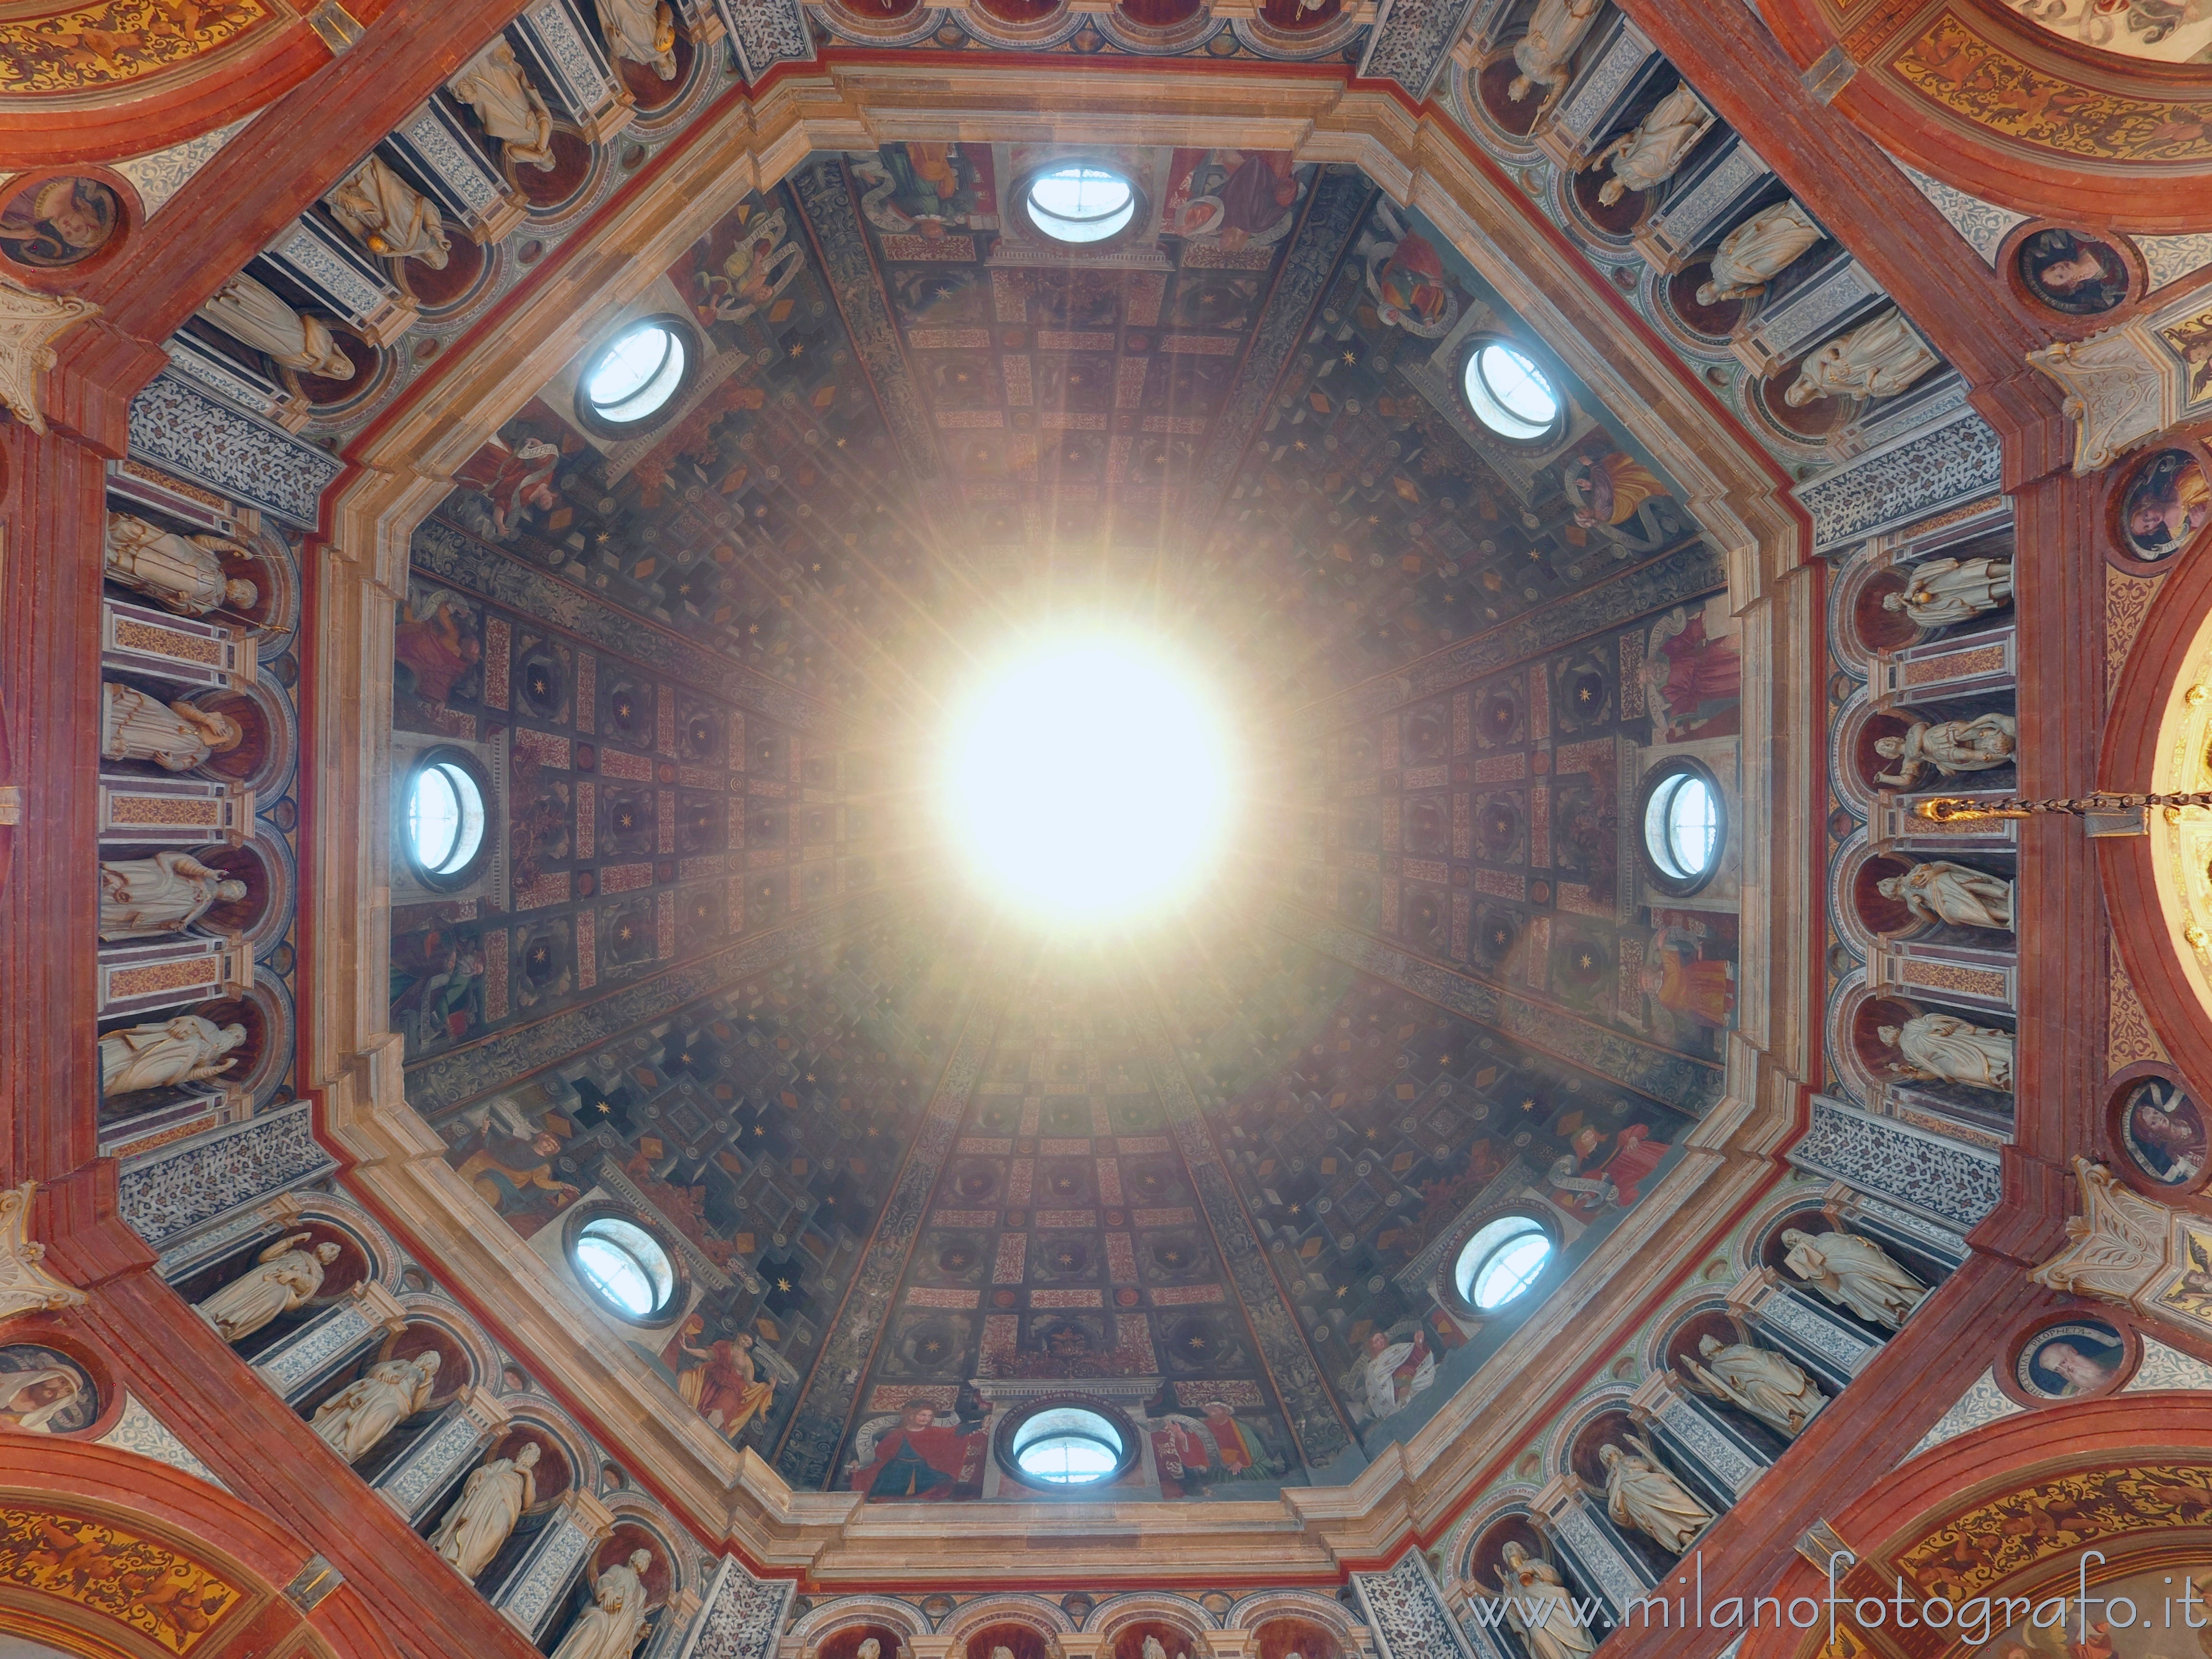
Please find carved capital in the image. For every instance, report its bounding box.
[350,1279,410,1334]
[2029,1157,2171,1306]
[0,276,100,436]
[0,1182,90,1321]
[2028,329,2179,474]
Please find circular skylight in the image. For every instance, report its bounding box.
[1026,164,1137,244]
[1643,768,1722,884]
[1455,1214,1552,1311]
[572,1215,675,1320]
[406,758,486,879]
[1463,341,1561,442]
[1010,1406,1124,1484]
[583,319,689,425]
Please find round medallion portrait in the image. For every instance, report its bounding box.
[0,175,120,267]
[2014,1319,2128,1400]
[2016,228,2130,316]
[0,1344,100,1435]
[2117,447,2209,561]
[2120,1074,2206,1186]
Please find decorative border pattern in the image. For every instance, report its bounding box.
[116,1100,335,1247]
[1788,1094,2002,1231]
[127,373,344,529]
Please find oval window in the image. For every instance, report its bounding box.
[1026,164,1137,245]
[1641,765,1724,890]
[1455,1214,1552,1311]
[1010,1405,1124,1485]
[572,1215,675,1321]
[405,757,487,880]
[581,318,690,427]
[1462,341,1561,443]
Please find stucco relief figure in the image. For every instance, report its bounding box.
[310,1351,441,1462]
[1871,713,2017,788]
[1599,1436,1713,1551]
[1588,83,1714,205]
[100,1014,247,1098]
[1696,200,1823,305]
[1876,860,2014,932]
[1508,0,1603,108]
[1492,1542,1599,1659]
[104,514,259,618]
[198,272,355,381]
[1882,1012,2015,1093]
[599,0,678,78]
[551,1548,654,1659]
[450,43,558,170]
[429,1441,539,1579]
[1784,307,1939,405]
[194,1233,341,1342]
[101,683,241,772]
[99,853,247,941]
[327,155,450,268]
[1882,556,2013,629]
[1685,1334,1827,1435]
[1781,1227,1928,1329]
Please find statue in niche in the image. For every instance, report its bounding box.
[194,1233,341,1342]
[598,0,679,78]
[327,155,450,269]
[1683,1334,1827,1435]
[1587,84,1714,205]
[1881,556,2013,629]
[449,42,557,171]
[100,1013,247,1097]
[1784,307,1939,405]
[1492,1541,1599,1659]
[1599,1435,1713,1551]
[1508,0,1604,109]
[1871,712,2017,789]
[310,1350,440,1462]
[1696,200,1823,305]
[1141,1637,1190,1659]
[1876,860,2014,932]
[551,1548,654,1659]
[104,514,259,619]
[1780,1226,1928,1330]
[430,1440,540,1579]
[198,272,355,381]
[101,683,242,772]
[1881,1011,2014,1093]
[99,853,247,941]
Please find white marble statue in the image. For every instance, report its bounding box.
[599,0,678,78]
[1882,556,2013,629]
[1882,1011,2014,1093]
[194,1232,341,1342]
[1599,1436,1713,1552]
[1589,83,1714,205]
[99,852,248,941]
[1785,306,1939,405]
[1697,200,1824,305]
[1494,1541,1599,1659]
[450,42,558,171]
[327,155,451,269]
[1780,1227,1928,1329]
[1140,1637,1188,1659]
[1686,1334,1827,1435]
[100,1013,247,1097]
[430,1441,540,1579]
[1508,0,1603,108]
[1872,713,2017,789]
[105,514,258,618]
[1876,860,2014,932]
[198,272,355,381]
[551,1548,654,1659]
[311,1351,441,1462]
[855,1643,879,1659]
[101,683,242,771]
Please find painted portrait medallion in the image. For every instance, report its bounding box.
[0,1344,99,1434]
[2014,1319,2127,1400]
[2119,448,2211,560]
[2016,228,2129,315]
[0,176,120,267]
[2122,1075,2206,1185]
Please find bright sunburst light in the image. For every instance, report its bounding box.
[938,631,1240,926]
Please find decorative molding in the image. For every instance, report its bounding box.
[1357,0,1483,98]
[0,276,100,436]
[1795,407,2004,552]
[1887,159,2025,269]
[2109,942,2174,1069]
[2126,1335,2212,1393]
[1788,1094,2002,1230]
[713,0,815,82]
[115,117,255,219]
[2026,1158,2212,1346]
[0,1182,88,1321]
[2106,564,2169,709]
[2138,235,2212,295]
[127,372,345,529]
[1353,1552,1479,1659]
[96,1394,232,1492]
[677,1555,796,1659]
[1901,1365,2021,1462]
[2029,330,2181,473]
[117,1100,335,1248]
[496,1491,611,1639]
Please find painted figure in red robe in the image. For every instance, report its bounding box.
[847,1400,983,1500]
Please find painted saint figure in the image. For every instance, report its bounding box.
[0,1366,86,1434]
[1876,860,2014,932]
[1639,918,1736,1031]
[101,683,241,772]
[1564,449,1666,533]
[1493,1541,1599,1659]
[310,1351,441,1462]
[550,1548,654,1659]
[430,1441,540,1579]
[1508,0,1604,108]
[393,601,484,708]
[1881,556,2013,629]
[1685,1334,1827,1435]
[450,43,558,170]
[194,1233,342,1343]
[1872,713,2017,789]
[104,514,259,618]
[1784,307,1938,405]
[845,1400,984,1500]
[2033,1340,2116,1398]
[696,1332,775,1442]
[99,853,247,941]
[1780,1226,1927,1330]
[327,156,450,268]
[1643,605,1742,742]
[1882,1011,2014,1093]
[1696,200,1823,305]
[453,436,559,539]
[1354,1326,1435,1421]
[1599,1436,1713,1551]
[198,272,355,381]
[1588,83,1715,205]
[100,1014,247,1097]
